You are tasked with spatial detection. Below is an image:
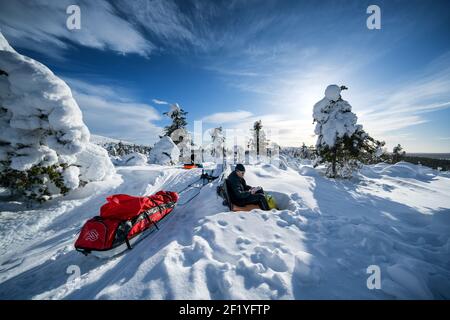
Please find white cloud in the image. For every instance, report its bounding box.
[65,78,163,145]
[354,52,450,145]
[152,99,169,105]
[202,110,253,124]
[115,0,197,49]
[211,49,450,149]
[200,110,314,147]
[0,0,153,57]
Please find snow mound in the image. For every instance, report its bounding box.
[74,143,115,181]
[362,162,436,180]
[120,152,148,166]
[0,31,114,195]
[148,136,180,165]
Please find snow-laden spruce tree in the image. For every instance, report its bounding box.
[162,103,191,163]
[313,85,382,178]
[162,103,188,144]
[0,32,114,202]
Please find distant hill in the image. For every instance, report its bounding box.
[90,134,151,147]
[403,155,450,171]
[406,153,450,160]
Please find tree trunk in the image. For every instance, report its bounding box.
[256,129,260,159]
[332,147,337,178]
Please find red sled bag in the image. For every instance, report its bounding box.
[75,191,178,257]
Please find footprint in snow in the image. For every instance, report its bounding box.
[236,237,251,245]
[217,220,228,227]
[250,246,289,272]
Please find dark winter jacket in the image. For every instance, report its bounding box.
[227,171,252,203]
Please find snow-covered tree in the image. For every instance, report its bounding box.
[313,85,382,178]
[298,143,312,159]
[0,32,114,202]
[392,144,406,163]
[161,103,191,163]
[162,103,188,144]
[210,126,225,160]
[174,127,192,163]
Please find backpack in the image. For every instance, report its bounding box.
[216,180,231,209]
[265,193,278,210]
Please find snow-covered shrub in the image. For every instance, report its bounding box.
[313,85,383,178]
[148,136,180,165]
[0,32,114,201]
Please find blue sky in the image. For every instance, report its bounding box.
[0,0,449,152]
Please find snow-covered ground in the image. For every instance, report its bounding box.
[0,161,449,299]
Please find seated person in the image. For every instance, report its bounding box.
[227,164,270,210]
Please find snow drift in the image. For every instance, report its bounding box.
[0,32,114,198]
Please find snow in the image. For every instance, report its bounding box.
[74,143,114,182]
[62,166,80,190]
[0,31,114,192]
[148,136,180,165]
[324,84,341,101]
[0,33,14,52]
[0,159,449,300]
[120,152,148,166]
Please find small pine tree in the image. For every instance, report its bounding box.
[392,144,406,163]
[299,143,311,159]
[163,103,188,144]
[313,85,382,178]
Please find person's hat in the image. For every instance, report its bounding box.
[235,164,245,172]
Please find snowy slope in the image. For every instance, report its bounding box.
[0,161,449,299]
